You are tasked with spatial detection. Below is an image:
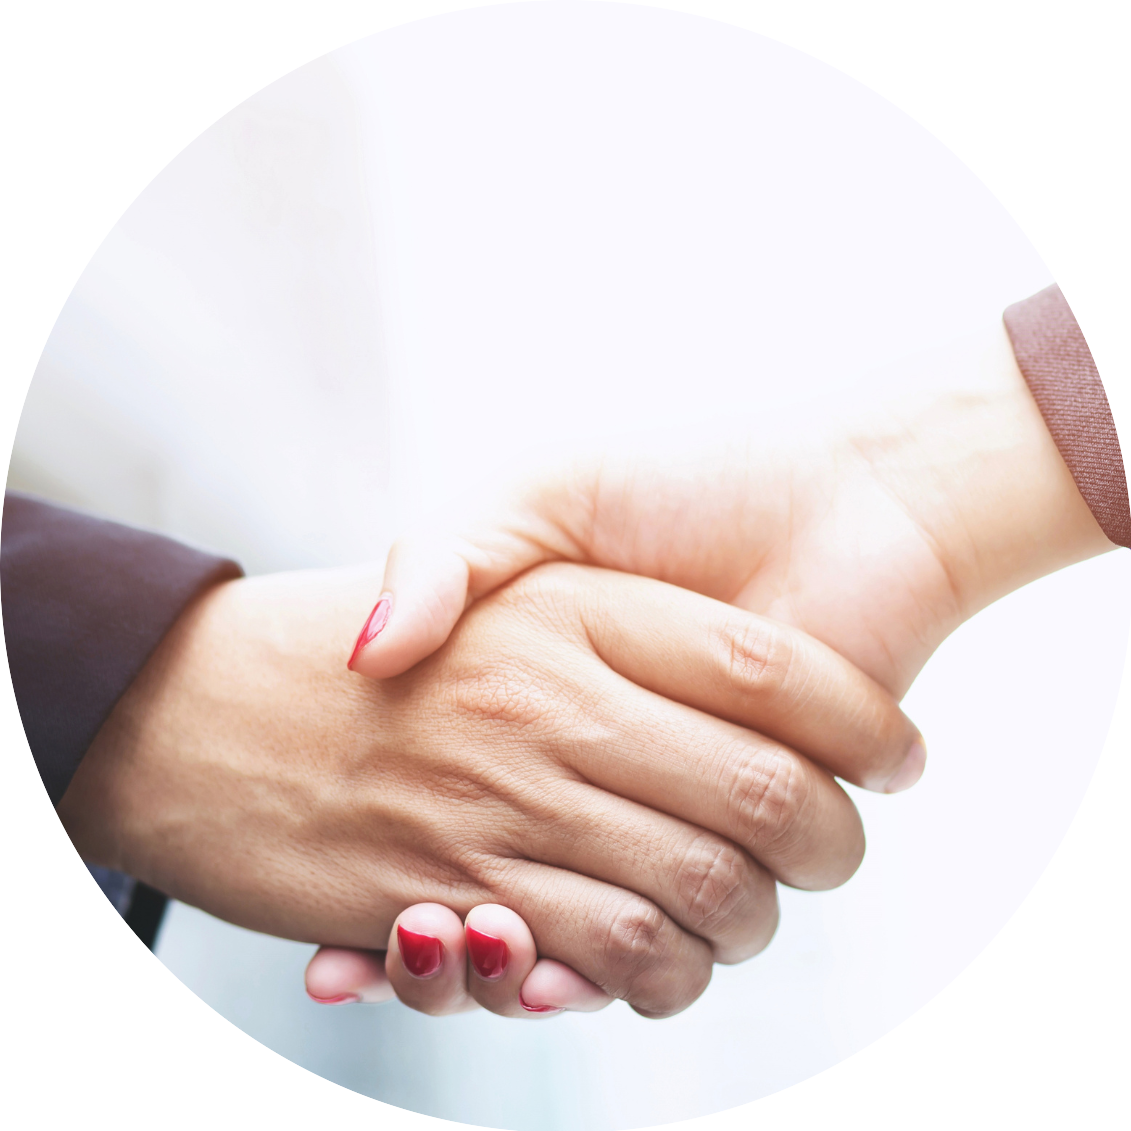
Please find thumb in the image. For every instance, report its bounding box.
[346,524,563,679]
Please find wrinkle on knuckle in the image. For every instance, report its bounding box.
[678,838,750,939]
[729,751,809,856]
[558,712,632,781]
[599,899,668,994]
[450,662,550,731]
[449,846,523,895]
[719,616,792,700]
[424,764,505,807]
[430,756,578,851]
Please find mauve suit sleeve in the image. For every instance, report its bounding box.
[1004,285,1131,548]
[1,491,243,807]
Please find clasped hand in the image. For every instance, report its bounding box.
[305,324,1107,1016]
[63,325,1107,1021]
[320,562,922,1017]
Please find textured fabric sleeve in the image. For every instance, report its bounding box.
[1,491,243,806]
[1003,284,1131,547]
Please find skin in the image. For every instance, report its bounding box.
[310,322,1114,1015]
[59,561,920,1019]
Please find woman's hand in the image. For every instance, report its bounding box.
[307,903,614,1016]
[60,561,920,1018]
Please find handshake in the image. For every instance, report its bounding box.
[57,319,1117,1021]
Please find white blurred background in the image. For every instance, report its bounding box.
[10,4,1128,1129]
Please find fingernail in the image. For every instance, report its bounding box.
[397,925,443,979]
[307,991,361,1005]
[519,993,563,1015]
[348,595,392,670]
[466,926,509,981]
[884,739,927,794]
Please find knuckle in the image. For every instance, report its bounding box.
[599,899,669,989]
[597,900,711,1017]
[447,845,514,891]
[450,662,550,731]
[728,750,811,855]
[718,616,793,700]
[677,838,752,938]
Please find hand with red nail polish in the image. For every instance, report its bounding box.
[304,903,610,1017]
[307,903,614,1018]
[306,901,608,1019]
[308,903,603,1017]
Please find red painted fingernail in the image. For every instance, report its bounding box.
[519,993,563,1014]
[307,991,361,1005]
[397,925,443,979]
[348,596,392,670]
[466,926,509,981]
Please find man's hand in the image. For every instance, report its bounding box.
[59,562,919,1018]
[351,324,1111,698]
[306,320,1112,1019]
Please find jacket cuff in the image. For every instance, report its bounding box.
[1003,285,1131,547]
[1,493,243,806]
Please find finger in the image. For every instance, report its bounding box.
[490,860,716,1019]
[385,903,478,1016]
[520,779,779,964]
[305,946,394,1005]
[566,679,865,891]
[462,905,612,1018]
[573,566,925,793]
[519,959,613,1015]
[347,517,569,680]
[461,904,539,1017]
[346,537,470,680]
[492,573,865,889]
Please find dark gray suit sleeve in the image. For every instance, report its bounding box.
[1,491,243,806]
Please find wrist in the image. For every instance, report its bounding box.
[854,324,1111,623]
